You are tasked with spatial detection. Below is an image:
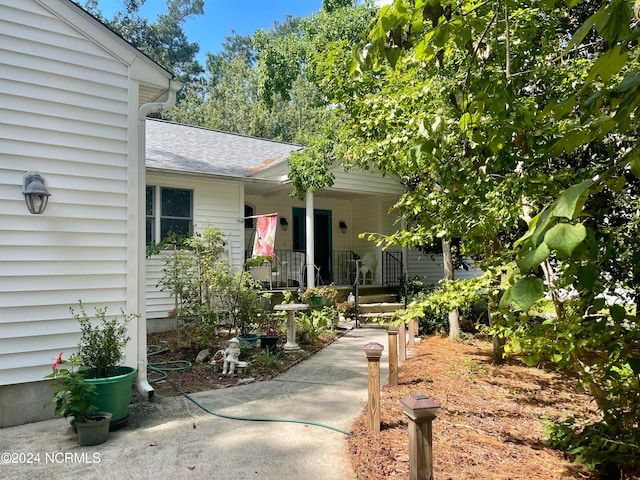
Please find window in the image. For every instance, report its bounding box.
[146,186,193,244]
[146,186,155,244]
[244,204,254,229]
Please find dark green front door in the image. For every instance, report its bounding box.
[292,207,333,283]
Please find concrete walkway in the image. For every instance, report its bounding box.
[0,326,389,480]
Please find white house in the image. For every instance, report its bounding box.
[142,118,407,325]
[142,119,480,327]
[0,0,179,427]
[0,0,478,428]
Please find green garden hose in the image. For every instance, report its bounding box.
[181,387,351,435]
[147,343,351,435]
[147,344,192,383]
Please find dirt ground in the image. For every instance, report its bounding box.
[146,330,637,479]
[145,328,340,396]
[347,336,640,480]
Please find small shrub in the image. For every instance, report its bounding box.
[296,306,336,344]
[545,417,640,476]
[72,302,134,377]
[247,350,283,376]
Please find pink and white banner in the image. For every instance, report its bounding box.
[252,214,277,258]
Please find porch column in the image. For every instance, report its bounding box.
[305,191,315,288]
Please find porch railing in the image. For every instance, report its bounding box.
[269,249,358,288]
[382,251,404,288]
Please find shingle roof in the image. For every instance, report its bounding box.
[145,119,303,178]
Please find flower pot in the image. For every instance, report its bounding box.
[311,295,327,306]
[249,266,271,283]
[237,333,259,352]
[259,335,278,354]
[84,366,136,429]
[75,412,112,446]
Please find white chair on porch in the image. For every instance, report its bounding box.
[360,252,377,285]
[271,254,287,288]
[288,251,306,287]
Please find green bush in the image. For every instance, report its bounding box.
[545,417,640,476]
[247,350,283,376]
[296,307,336,344]
[72,302,134,378]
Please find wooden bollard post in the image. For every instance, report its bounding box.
[408,317,417,346]
[398,321,407,363]
[363,342,384,433]
[387,324,399,387]
[400,394,440,480]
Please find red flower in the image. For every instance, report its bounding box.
[52,352,63,371]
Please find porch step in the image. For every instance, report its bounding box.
[358,302,404,315]
[356,298,404,324]
[358,293,399,304]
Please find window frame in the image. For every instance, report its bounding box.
[146,185,194,245]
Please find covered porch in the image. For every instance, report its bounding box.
[243,170,405,291]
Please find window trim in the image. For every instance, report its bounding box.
[146,185,193,245]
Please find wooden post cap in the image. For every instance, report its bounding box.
[387,324,400,333]
[363,342,384,359]
[400,394,440,421]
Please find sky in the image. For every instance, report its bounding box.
[96,0,325,65]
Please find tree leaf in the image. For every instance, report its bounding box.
[562,7,602,55]
[552,179,592,219]
[594,0,632,44]
[499,287,512,310]
[576,264,598,292]
[517,242,551,273]
[511,276,544,313]
[583,46,628,84]
[631,153,640,179]
[609,304,627,322]
[543,223,587,257]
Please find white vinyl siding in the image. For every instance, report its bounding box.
[0,0,131,385]
[406,250,483,284]
[145,173,242,319]
[332,167,404,196]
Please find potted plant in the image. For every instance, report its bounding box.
[71,301,138,429]
[216,271,262,350]
[45,353,112,446]
[243,255,273,284]
[257,294,281,354]
[300,285,339,307]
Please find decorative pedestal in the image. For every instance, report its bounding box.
[274,303,309,353]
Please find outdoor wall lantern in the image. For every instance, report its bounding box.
[339,221,348,234]
[23,171,51,215]
[280,217,289,231]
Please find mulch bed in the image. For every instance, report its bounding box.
[347,336,640,480]
[145,328,340,396]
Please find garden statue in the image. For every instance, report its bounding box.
[221,337,241,375]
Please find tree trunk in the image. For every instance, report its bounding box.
[442,239,461,338]
[484,236,505,364]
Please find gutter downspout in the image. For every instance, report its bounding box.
[136,79,181,399]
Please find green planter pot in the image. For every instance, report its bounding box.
[311,295,327,306]
[237,333,259,352]
[75,412,112,446]
[84,366,136,429]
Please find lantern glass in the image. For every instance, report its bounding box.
[23,172,51,214]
